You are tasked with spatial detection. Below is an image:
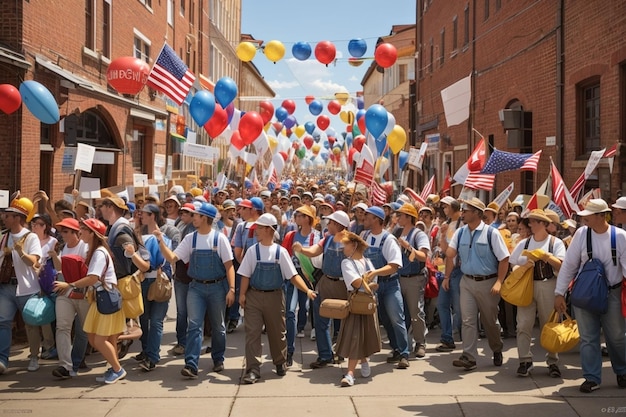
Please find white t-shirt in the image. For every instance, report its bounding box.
[510,235,566,266]
[87,248,117,288]
[174,230,234,264]
[361,231,403,268]
[39,236,58,265]
[60,240,89,258]
[341,257,377,292]
[10,230,43,296]
[238,243,297,280]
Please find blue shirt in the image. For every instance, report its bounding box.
[449,222,509,276]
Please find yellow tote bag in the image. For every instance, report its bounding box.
[540,310,579,353]
[500,264,534,306]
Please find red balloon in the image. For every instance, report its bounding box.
[357,115,366,136]
[327,100,341,115]
[303,136,314,150]
[317,115,330,131]
[231,130,245,150]
[346,124,352,133]
[281,99,296,115]
[374,43,398,69]
[204,104,228,137]
[328,136,335,147]
[353,135,366,152]
[348,147,359,165]
[272,122,283,134]
[305,95,315,105]
[259,100,274,125]
[106,56,150,95]
[0,84,22,114]
[279,151,288,161]
[285,128,292,137]
[239,111,264,145]
[314,41,336,66]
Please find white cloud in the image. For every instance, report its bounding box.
[267,80,300,90]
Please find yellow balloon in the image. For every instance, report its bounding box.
[339,110,354,125]
[334,92,350,105]
[387,125,407,154]
[311,144,321,154]
[264,122,271,132]
[236,42,257,62]
[294,125,306,138]
[333,147,341,156]
[268,136,278,151]
[264,40,285,63]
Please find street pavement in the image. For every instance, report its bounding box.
[1,299,624,417]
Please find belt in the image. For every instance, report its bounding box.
[325,275,343,281]
[191,277,225,285]
[400,273,422,278]
[0,278,18,286]
[379,275,399,282]
[250,287,282,293]
[465,273,498,282]
[609,282,622,290]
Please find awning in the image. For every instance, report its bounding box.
[35,56,167,118]
[0,47,30,69]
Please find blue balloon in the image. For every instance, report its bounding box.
[189,91,216,126]
[320,152,330,162]
[356,109,366,121]
[214,77,238,108]
[19,80,60,124]
[267,182,276,191]
[356,96,365,110]
[398,150,409,170]
[323,140,330,149]
[275,106,288,122]
[375,135,387,156]
[365,104,388,139]
[304,121,316,135]
[284,114,297,129]
[292,42,312,61]
[348,38,367,58]
[345,133,353,147]
[308,100,323,116]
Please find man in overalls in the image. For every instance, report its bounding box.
[238,213,316,384]
[361,206,410,369]
[154,203,235,379]
[294,210,351,369]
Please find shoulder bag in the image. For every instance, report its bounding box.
[540,310,579,353]
[348,259,377,315]
[147,265,172,302]
[95,252,122,315]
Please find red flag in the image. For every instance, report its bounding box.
[403,188,426,207]
[354,145,375,186]
[464,172,495,190]
[440,171,451,197]
[550,160,579,218]
[467,138,487,172]
[371,182,387,206]
[569,172,586,201]
[526,193,538,211]
[419,175,436,201]
[604,143,617,158]
[266,168,278,188]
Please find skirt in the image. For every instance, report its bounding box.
[335,311,381,360]
[83,302,126,336]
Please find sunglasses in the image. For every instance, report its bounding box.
[31,221,46,227]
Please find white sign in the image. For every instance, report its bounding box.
[74,143,96,172]
[0,190,9,208]
[407,147,420,169]
[183,143,219,160]
[154,153,166,182]
[133,173,148,187]
[78,177,101,199]
[425,134,440,155]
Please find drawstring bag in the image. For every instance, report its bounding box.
[38,258,57,295]
[540,310,579,353]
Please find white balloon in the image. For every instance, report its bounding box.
[384,112,396,135]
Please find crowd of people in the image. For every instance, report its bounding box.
[0,180,625,393]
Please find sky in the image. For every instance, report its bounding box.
[241,0,416,134]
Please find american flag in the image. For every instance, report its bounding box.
[146,44,195,105]
[419,175,436,201]
[354,145,375,186]
[464,173,495,190]
[266,168,279,189]
[481,149,542,174]
[371,182,387,206]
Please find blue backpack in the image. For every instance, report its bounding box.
[570,226,616,315]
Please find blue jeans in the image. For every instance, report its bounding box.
[572,287,626,384]
[377,277,410,357]
[312,296,333,361]
[185,279,227,371]
[227,274,242,321]
[174,280,189,347]
[0,285,34,366]
[437,266,462,344]
[285,281,309,355]
[139,278,170,363]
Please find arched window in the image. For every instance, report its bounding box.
[75,110,115,148]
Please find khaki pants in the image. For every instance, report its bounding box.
[399,274,427,347]
[55,295,90,371]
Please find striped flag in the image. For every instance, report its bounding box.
[403,187,426,207]
[419,175,436,201]
[147,44,195,105]
[521,150,542,171]
[550,160,579,218]
[464,173,495,190]
[371,182,388,206]
[480,149,541,174]
[604,143,617,158]
[354,145,375,186]
[569,148,606,199]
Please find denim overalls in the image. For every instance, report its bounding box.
[250,244,283,290]
[397,228,424,277]
[321,238,344,278]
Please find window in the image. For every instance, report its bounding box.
[440,28,445,66]
[429,38,434,73]
[452,16,458,52]
[180,0,185,16]
[133,30,151,63]
[102,0,111,58]
[484,0,490,21]
[579,79,601,155]
[130,128,146,172]
[138,0,152,9]
[75,111,115,147]
[167,0,174,26]
[85,0,95,50]
[399,64,407,83]
[464,4,470,47]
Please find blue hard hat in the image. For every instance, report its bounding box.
[196,203,217,219]
[250,197,264,212]
[365,206,385,220]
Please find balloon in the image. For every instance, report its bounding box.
[203,104,228,137]
[259,100,274,125]
[384,112,396,135]
[308,100,323,116]
[275,106,288,122]
[0,84,21,114]
[348,38,367,58]
[106,56,150,95]
[365,104,388,138]
[326,127,336,138]
[352,135,366,152]
[327,100,341,115]
[189,91,216,126]
[214,77,237,108]
[357,114,366,135]
[348,147,358,165]
[332,146,341,156]
[387,125,407,154]
[335,92,350,105]
[239,111,264,145]
[226,104,236,126]
[231,130,245,150]
[303,136,314,150]
[398,150,409,170]
[356,96,365,110]
[327,136,335,147]
[314,41,336,66]
[281,99,296,115]
[305,95,315,105]
[294,125,306,138]
[268,136,278,151]
[292,42,312,61]
[375,135,387,156]
[348,58,364,67]
[296,146,306,159]
[356,108,366,121]
[279,151,288,161]
[375,43,398,68]
[339,110,354,125]
[236,42,257,62]
[264,40,285,63]
[304,121,316,135]
[316,115,330,131]
[19,80,59,124]
[311,144,321,154]
[284,115,297,129]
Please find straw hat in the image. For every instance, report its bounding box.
[526,209,551,223]
[577,199,611,217]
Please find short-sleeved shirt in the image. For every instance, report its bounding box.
[174,230,234,265]
[237,243,297,280]
[361,230,403,268]
[9,230,43,296]
[449,222,509,276]
[341,257,377,292]
[88,248,117,288]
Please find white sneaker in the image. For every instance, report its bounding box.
[27,357,39,372]
[310,328,316,341]
[340,373,355,387]
[0,361,7,375]
[360,361,371,378]
[296,330,305,338]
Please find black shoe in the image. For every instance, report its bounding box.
[118,340,133,359]
[548,364,561,378]
[580,380,600,393]
[139,360,156,372]
[309,358,333,369]
[286,353,293,368]
[617,374,626,388]
[453,355,477,371]
[78,359,89,370]
[276,364,286,376]
[52,366,71,379]
[386,351,402,364]
[204,345,212,354]
[181,365,198,379]
[227,319,237,334]
[601,346,609,357]
[516,362,533,377]
[242,371,260,384]
[212,362,224,373]
[435,341,456,352]
[134,352,146,362]
[493,351,503,367]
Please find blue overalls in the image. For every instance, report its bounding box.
[250,245,283,290]
[363,231,410,358]
[185,231,228,372]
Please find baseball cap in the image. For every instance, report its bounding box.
[141,203,161,215]
[222,199,236,209]
[179,203,196,213]
[56,217,80,231]
[352,202,369,212]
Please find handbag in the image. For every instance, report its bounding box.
[38,258,57,295]
[22,294,56,325]
[500,263,534,307]
[122,293,144,318]
[94,251,122,315]
[147,267,172,302]
[0,233,29,284]
[424,259,440,299]
[117,269,144,300]
[540,310,580,353]
[349,279,377,315]
[319,298,349,319]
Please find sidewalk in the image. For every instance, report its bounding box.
[0,301,623,417]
